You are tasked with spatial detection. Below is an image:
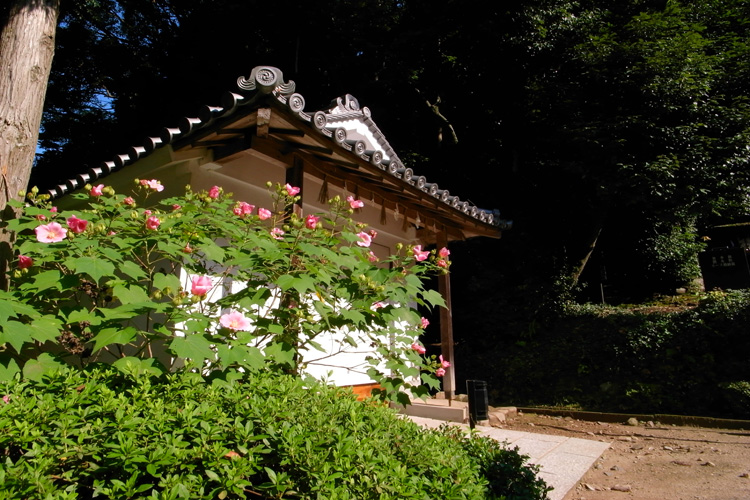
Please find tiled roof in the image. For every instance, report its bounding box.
[47,66,506,232]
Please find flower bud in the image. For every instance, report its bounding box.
[163,287,172,295]
[12,270,21,279]
[152,290,163,300]
[190,295,202,304]
[266,181,273,188]
[18,190,26,198]
[172,296,183,306]
[84,184,92,191]
[31,186,39,195]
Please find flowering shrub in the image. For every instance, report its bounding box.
[0,366,544,499]
[1,181,452,403]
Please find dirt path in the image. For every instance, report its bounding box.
[500,412,750,500]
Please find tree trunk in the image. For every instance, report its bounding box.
[569,212,606,285]
[0,0,60,290]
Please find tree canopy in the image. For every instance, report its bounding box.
[29,0,750,303]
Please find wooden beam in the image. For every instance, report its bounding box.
[257,108,271,138]
[437,229,456,403]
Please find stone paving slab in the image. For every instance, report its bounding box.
[408,415,610,500]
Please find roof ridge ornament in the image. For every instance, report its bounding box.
[329,94,360,114]
[237,66,296,95]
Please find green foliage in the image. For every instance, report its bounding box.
[0,365,548,499]
[440,425,552,500]
[2,181,450,402]
[457,290,750,419]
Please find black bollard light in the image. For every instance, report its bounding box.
[466,380,489,429]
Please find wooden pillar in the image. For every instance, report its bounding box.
[286,156,304,216]
[437,230,456,403]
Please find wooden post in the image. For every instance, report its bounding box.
[437,230,455,403]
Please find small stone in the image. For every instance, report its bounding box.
[646,420,655,427]
[701,461,716,467]
[626,417,639,426]
[631,444,644,450]
[610,465,623,471]
[739,472,749,478]
[618,436,633,442]
[672,460,692,466]
[611,484,632,492]
[663,445,674,451]
[587,432,596,436]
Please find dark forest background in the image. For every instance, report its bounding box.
[29,0,750,413]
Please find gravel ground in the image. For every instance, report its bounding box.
[499,411,750,500]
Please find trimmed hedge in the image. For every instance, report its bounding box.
[0,366,549,499]
[457,290,750,419]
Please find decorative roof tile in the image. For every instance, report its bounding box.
[47,66,507,232]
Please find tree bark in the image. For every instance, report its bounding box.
[569,214,606,285]
[0,0,60,290]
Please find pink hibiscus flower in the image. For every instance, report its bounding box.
[146,216,160,230]
[346,196,364,209]
[258,208,272,220]
[17,255,33,269]
[124,196,135,206]
[285,184,301,196]
[439,354,451,368]
[234,201,255,217]
[356,231,372,247]
[191,275,212,296]
[140,179,165,192]
[90,184,104,196]
[305,214,319,229]
[270,227,285,240]
[208,185,221,199]
[438,247,450,258]
[412,245,429,262]
[66,215,88,234]
[420,317,430,329]
[220,310,251,331]
[411,342,426,355]
[35,222,67,243]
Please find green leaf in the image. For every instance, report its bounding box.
[119,261,147,280]
[0,354,20,382]
[264,342,295,367]
[0,291,38,322]
[29,315,63,343]
[421,289,446,308]
[215,344,264,371]
[0,321,34,353]
[199,239,226,263]
[67,308,101,326]
[276,274,295,291]
[25,270,63,292]
[293,274,316,295]
[113,357,164,377]
[92,327,137,352]
[113,284,151,305]
[23,353,67,382]
[71,257,116,284]
[170,334,214,361]
[153,272,181,291]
